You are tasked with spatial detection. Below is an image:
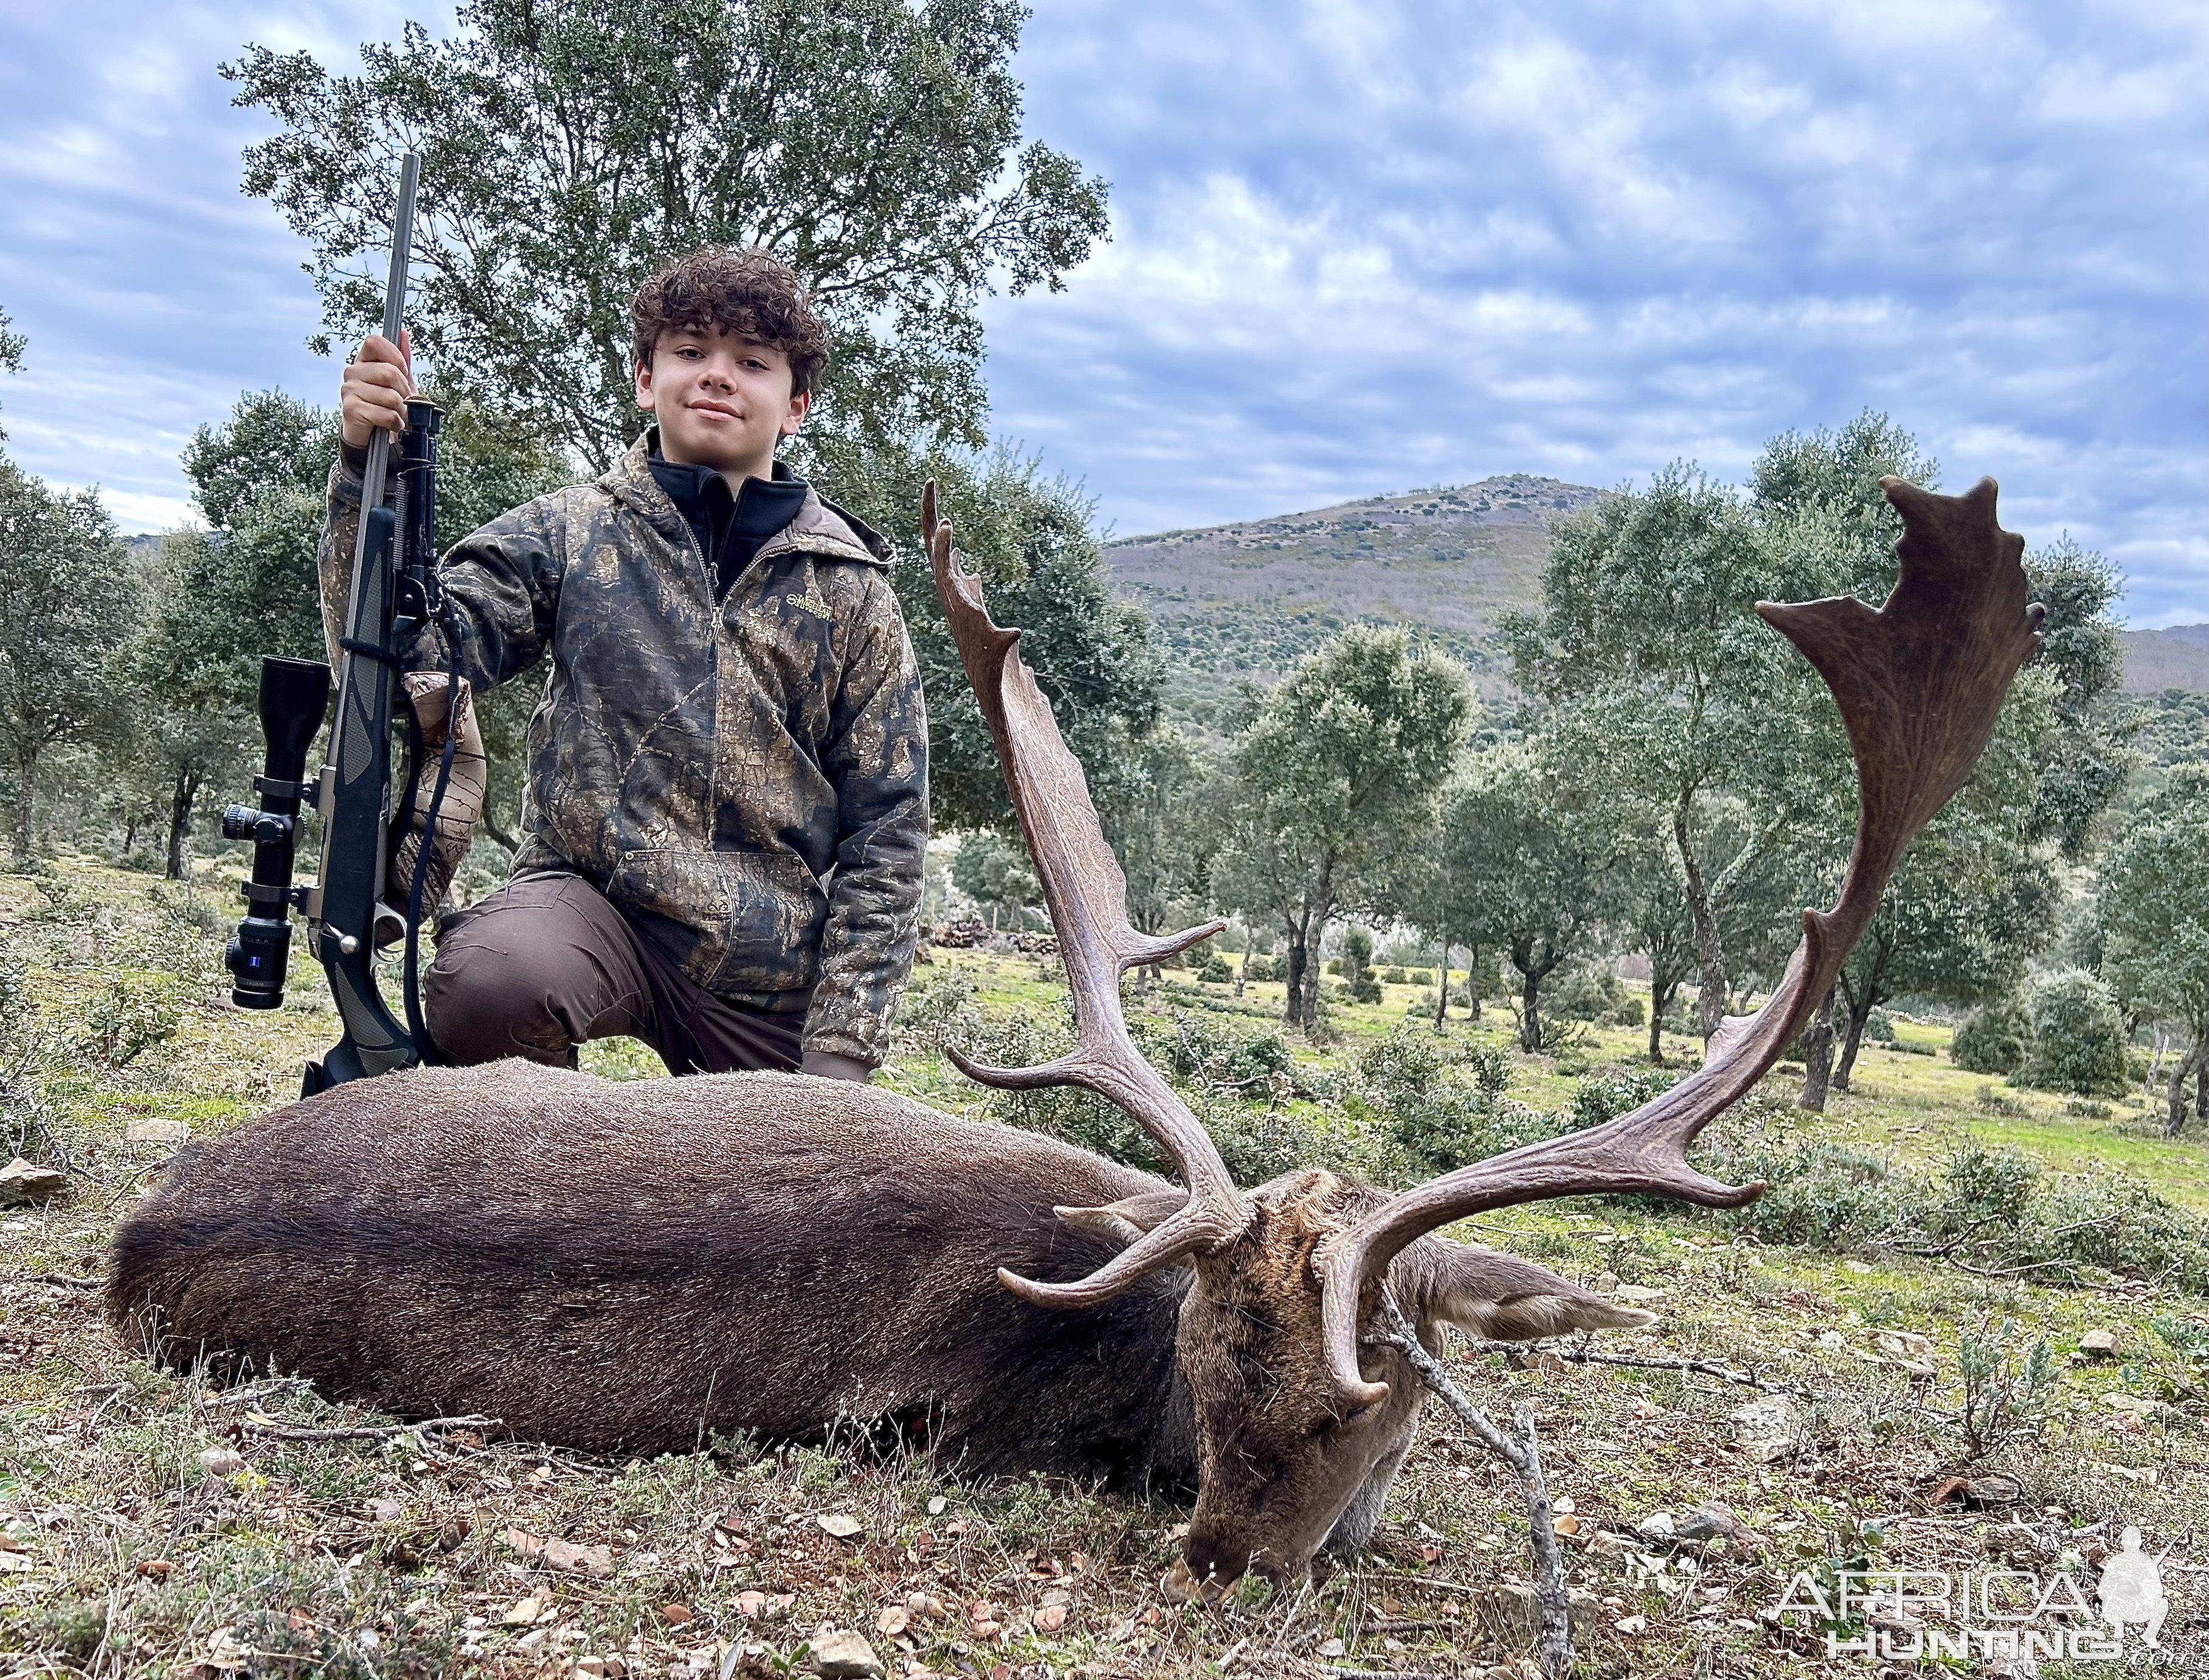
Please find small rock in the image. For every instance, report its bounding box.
[1635,1513,1677,1545]
[818,1512,863,1541]
[1033,1603,1068,1632]
[370,1498,405,1524]
[1675,1503,1750,1544]
[1611,1284,1665,1303]
[660,1603,693,1626]
[873,1605,908,1637]
[198,1447,246,1478]
[738,1591,769,1621]
[1731,1393,1799,1439]
[0,1157,66,1206]
[2080,1328,2119,1358]
[1316,1638,1346,1657]
[513,1628,549,1657]
[1552,1496,1576,1514]
[926,1495,948,1516]
[502,1596,541,1626]
[1614,1614,1647,1635]
[124,1117,191,1147]
[135,1559,172,1579]
[1551,1514,1581,1538]
[542,1538,613,1576]
[809,1628,883,1678]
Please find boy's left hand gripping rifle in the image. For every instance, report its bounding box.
[220,151,484,1095]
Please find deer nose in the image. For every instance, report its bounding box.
[1169,1532,1255,1606]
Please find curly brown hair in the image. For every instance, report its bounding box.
[629,248,830,397]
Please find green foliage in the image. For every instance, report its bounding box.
[1938,1143,2039,1229]
[948,830,1038,929]
[224,0,1108,469]
[77,976,180,1069]
[1197,953,1233,984]
[0,458,140,861]
[1212,626,1473,1029]
[1952,1317,2057,1464]
[1435,739,1624,1051]
[2016,968,2130,1097]
[1951,994,2030,1074]
[1569,1064,1680,1131]
[828,442,1168,837]
[1330,927,1382,1003]
[2098,761,2209,1044]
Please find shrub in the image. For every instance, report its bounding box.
[1197,953,1233,984]
[1409,969,1432,986]
[1551,965,1626,1023]
[1952,1317,2056,1463]
[1382,966,1407,985]
[1331,927,1382,1004]
[2016,969,2129,1097]
[1605,995,1646,1028]
[1951,995,2030,1074]
[1569,1065,1680,1131]
[1466,1044,1512,1097]
[77,975,180,1069]
[1936,1144,2039,1231]
[1865,1006,1896,1042]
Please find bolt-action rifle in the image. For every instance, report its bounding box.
[221,151,465,1095]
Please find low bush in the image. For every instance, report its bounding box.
[1951,994,2030,1074]
[2016,969,2130,1097]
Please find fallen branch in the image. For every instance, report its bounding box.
[27,1273,103,1290]
[240,1413,498,1444]
[1376,1294,1571,1680]
[1461,1338,1819,1399]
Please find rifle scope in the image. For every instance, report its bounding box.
[222,655,332,1009]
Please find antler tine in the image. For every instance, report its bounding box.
[1315,475,2045,1408]
[923,483,1247,1307]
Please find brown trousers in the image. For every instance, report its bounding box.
[423,872,806,1075]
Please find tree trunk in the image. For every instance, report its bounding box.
[2169,1035,2206,1137]
[1433,941,1450,1030]
[1235,938,1251,998]
[1282,917,1310,1031]
[165,766,201,881]
[1797,984,1838,1112]
[1833,988,1877,1092]
[1673,799,1727,1042]
[12,747,35,867]
[1519,961,1545,1053]
[1648,978,1679,1064]
[2197,1042,2207,1137]
[1468,947,1482,1023]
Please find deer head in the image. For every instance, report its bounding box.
[924,475,2041,1600]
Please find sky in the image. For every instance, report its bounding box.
[1,0,2203,626]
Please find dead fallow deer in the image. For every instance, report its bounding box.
[109,474,2041,1601]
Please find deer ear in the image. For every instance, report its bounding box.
[1420,1237,1656,1340]
[1054,1191,1193,1248]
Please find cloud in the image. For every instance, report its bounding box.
[0,0,2200,625]
[982,0,2207,624]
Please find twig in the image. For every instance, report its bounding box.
[240,1413,498,1443]
[27,1272,103,1289]
[1321,1669,1450,1680]
[1378,1294,1571,1680]
[1461,1337,1819,1399]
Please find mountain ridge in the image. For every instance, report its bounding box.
[1099,479,2205,710]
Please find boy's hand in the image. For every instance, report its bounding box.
[340,329,415,452]
[799,1050,873,1083]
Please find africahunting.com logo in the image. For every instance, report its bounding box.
[1775,1528,2171,1662]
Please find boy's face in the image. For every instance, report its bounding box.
[635,326,809,478]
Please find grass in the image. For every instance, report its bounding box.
[3,856,2205,1677]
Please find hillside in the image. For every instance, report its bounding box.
[1099,474,1601,719]
[2121,622,2209,692]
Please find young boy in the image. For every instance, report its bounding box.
[320,249,927,1081]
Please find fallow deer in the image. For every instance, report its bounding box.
[109,474,2041,1600]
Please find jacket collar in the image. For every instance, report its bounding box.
[601,430,890,569]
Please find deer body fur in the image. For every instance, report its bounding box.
[110,1061,1623,1527]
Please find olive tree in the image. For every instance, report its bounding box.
[0,461,138,864]
[2099,762,2209,1134]
[224,0,1108,469]
[1212,628,1472,1031]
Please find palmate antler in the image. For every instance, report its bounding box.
[930,475,2042,1398]
[924,486,1250,1304]
[1313,477,2045,1405]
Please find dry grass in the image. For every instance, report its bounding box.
[4,859,2205,1678]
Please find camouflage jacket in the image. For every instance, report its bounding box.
[318,432,928,1066]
